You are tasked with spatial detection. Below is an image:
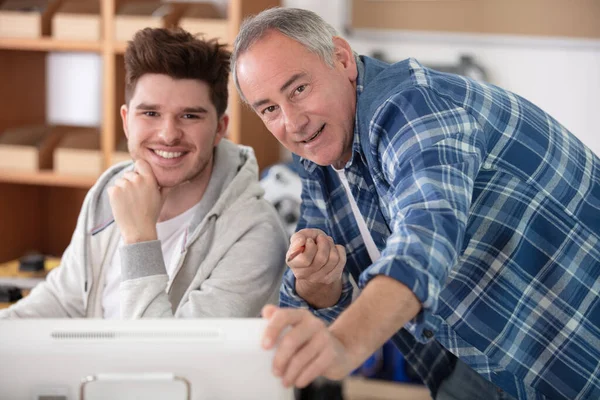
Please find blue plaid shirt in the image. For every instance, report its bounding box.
[280,56,600,400]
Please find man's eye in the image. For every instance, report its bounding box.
[183,114,200,119]
[262,105,277,115]
[144,111,158,117]
[295,85,306,95]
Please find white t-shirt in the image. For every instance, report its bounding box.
[333,167,381,262]
[333,167,381,300]
[102,201,202,319]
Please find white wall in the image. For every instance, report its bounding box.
[283,1,600,156]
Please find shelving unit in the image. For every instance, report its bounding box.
[0,37,103,52]
[0,0,281,263]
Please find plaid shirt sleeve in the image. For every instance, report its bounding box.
[279,269,354,323]
[278,162,354,323]
[359,86,486,341]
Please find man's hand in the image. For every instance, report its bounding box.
[262,305,356,388]
[287,229,347,308]
[107,160,168,244]
[263,277,422,390]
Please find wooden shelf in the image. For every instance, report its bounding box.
[351,0,600,40]
[0,170,96,188]
[0,37,102,52]
[114,41,127,54]
[0,0,282,262]
[344,377,431,400]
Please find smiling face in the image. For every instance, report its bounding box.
[121,73,228,188]
[236,31,358,168]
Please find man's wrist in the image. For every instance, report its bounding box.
[328,275,422,371]
[295,278,342,309]
[122,227,158,245]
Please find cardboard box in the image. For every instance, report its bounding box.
[0,125,65,172]
[52,0,101,41]
[114,1,183,42]
[176,2,228,44]
[54,127,102,176]
[0,0,61,38]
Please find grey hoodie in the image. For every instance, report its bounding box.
[0,140,287,318]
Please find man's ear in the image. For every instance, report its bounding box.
[120,104,129,139]
[332,36,357,82]
[214,114,229,147]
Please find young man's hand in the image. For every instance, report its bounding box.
[287,228,346,308]
[108,160,168,244]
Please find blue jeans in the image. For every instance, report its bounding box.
[436,358,516,400]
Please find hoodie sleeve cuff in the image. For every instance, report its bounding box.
[119,240,167,281]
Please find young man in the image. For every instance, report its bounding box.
[232,7,600,400]
[0,28,287,319]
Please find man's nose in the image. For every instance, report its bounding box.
[158,117,182,144]
[282,107,309,134]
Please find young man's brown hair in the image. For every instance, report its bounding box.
[124,27,231,116]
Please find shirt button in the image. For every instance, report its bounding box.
[422,329,434,339]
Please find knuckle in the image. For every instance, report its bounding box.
[328,251,340,265]
[296,375,311,389]
[293,269,309,280]
[312,356,329,376]
[315,329,329,345]
[312,253,327,267]
[272,308,286,322]
[280,336,297,352]
[309,317,325,331]
[286,356,303,375]
[300,309,313,320]
[272,358,285,373]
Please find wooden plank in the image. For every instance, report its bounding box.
[40,187,87,257]
[101,0,117,170]
[0,37,102,51]
[483,0,600,39]
[0,170,96,188]
[344,377,432,400]
[114,54,127,154]
[0,184,42,263]
[351,0,600,39]
[0,50,45,132]
[352,0,482,34]
[228,0,282,171]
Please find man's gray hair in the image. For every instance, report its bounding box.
[231,7,339,103]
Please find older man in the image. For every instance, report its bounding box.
[232,7,600,400]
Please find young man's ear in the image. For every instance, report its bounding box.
[214,114,229,147]
[332,36,357,82]
[120,104,130,139]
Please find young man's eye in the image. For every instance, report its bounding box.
[143,111,158,117]
[182,114,200,119]
[261,105,277,115]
